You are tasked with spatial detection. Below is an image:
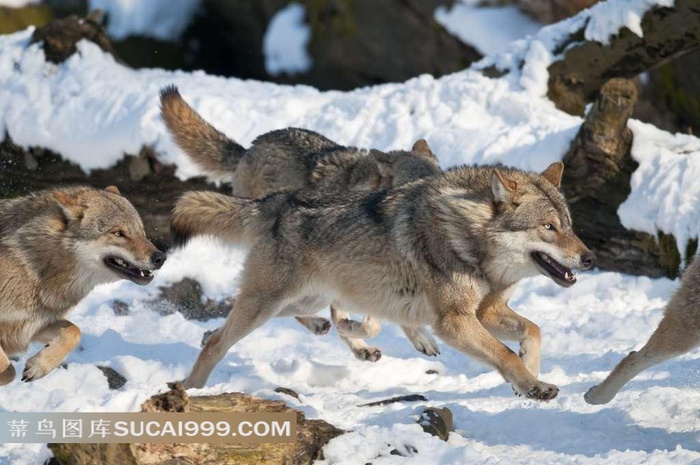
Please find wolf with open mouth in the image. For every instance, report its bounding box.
[173,161,594,399]
[0,186,166,385]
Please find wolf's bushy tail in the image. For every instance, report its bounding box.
[171,191,264,247]
[160,85,245,182]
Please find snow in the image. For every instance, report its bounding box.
[0,238,698,464]
[88,0,201,41]
[435,2,541,56]
[263,2,312,76]
[0,0,40,7]
[619,120,700,259]
[584,0,675,44]
[0,0,699,462]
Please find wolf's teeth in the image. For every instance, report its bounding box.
[140,271,145,277]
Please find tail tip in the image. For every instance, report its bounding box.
[159,84,181,105]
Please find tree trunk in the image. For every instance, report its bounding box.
[562,78,693,278]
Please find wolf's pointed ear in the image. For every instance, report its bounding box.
[54,192,85,222]
[541,162,564,188]
[411,139,436,160]
[491,169,518,203]
[104,185,121,196]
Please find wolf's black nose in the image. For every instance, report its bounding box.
[151,251,167,269]
[581,251,596,270]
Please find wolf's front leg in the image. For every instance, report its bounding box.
[477,299,541,377]
[22,320,81,382]
[0,345,16,385]
[435,298,557,401]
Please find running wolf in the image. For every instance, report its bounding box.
[585,257,700,404]
[172,162,595,398]
[160,85,442,361]
[0,186,166,384]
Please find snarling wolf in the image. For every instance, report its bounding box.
[160,85,442,361]
[0,186,166,384]
[172,162,595,398]
[585,257,700,404]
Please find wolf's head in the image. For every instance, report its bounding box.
[367,139,441,189]
[486,162,594,287]
[53,186,166,287]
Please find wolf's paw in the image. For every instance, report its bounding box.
[411,331,440,357]
[308,318,332,335]
[355,347,382,362]
[584,385,613,405]
[21,354,55,382]
[0,363,16,385]
[515,381,558,401]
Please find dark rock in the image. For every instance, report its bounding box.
[152,278,233,321]
[417,407,453,441]
[96,365,127,390]
[111,300,130,316]
[518,0,597,24]
[425,369,439,375]
[198,0,480,91]
[358,394,427,407]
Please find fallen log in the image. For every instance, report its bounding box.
[48,383,345,465]
[547,0,700,116]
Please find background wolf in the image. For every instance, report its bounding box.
[585,256,700,404]
[172,162,595,397]
[161,85,442,361]
[0,186,166,385]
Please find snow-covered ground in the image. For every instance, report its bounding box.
[0,239,697,464]
[0,0,699,462]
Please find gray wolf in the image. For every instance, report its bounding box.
[172,161,595,398]
[0,186,166,384]
[585,257,700,404]
[160,85,442,361]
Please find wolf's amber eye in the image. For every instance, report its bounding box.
[114,230,124,237]
[543,223,554,231]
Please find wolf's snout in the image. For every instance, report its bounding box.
[580,251,596,270]
[151,251,167,269]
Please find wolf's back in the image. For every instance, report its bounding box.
[171,191,266,247]
[160,86,245,182]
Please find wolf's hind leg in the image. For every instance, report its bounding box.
[402,326,440,356]
[585,311,700,405]
[331,304,381,362]
[22,320,81,382]
[0,346,15,385]
[185,291,289,389]
[333,307,381,339]
[295,316,331,335]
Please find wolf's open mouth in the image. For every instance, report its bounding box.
[104,256,154,285]
[531,252,576,288]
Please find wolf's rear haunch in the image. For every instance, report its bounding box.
[170,191,267,247]
[172,162,596,398]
